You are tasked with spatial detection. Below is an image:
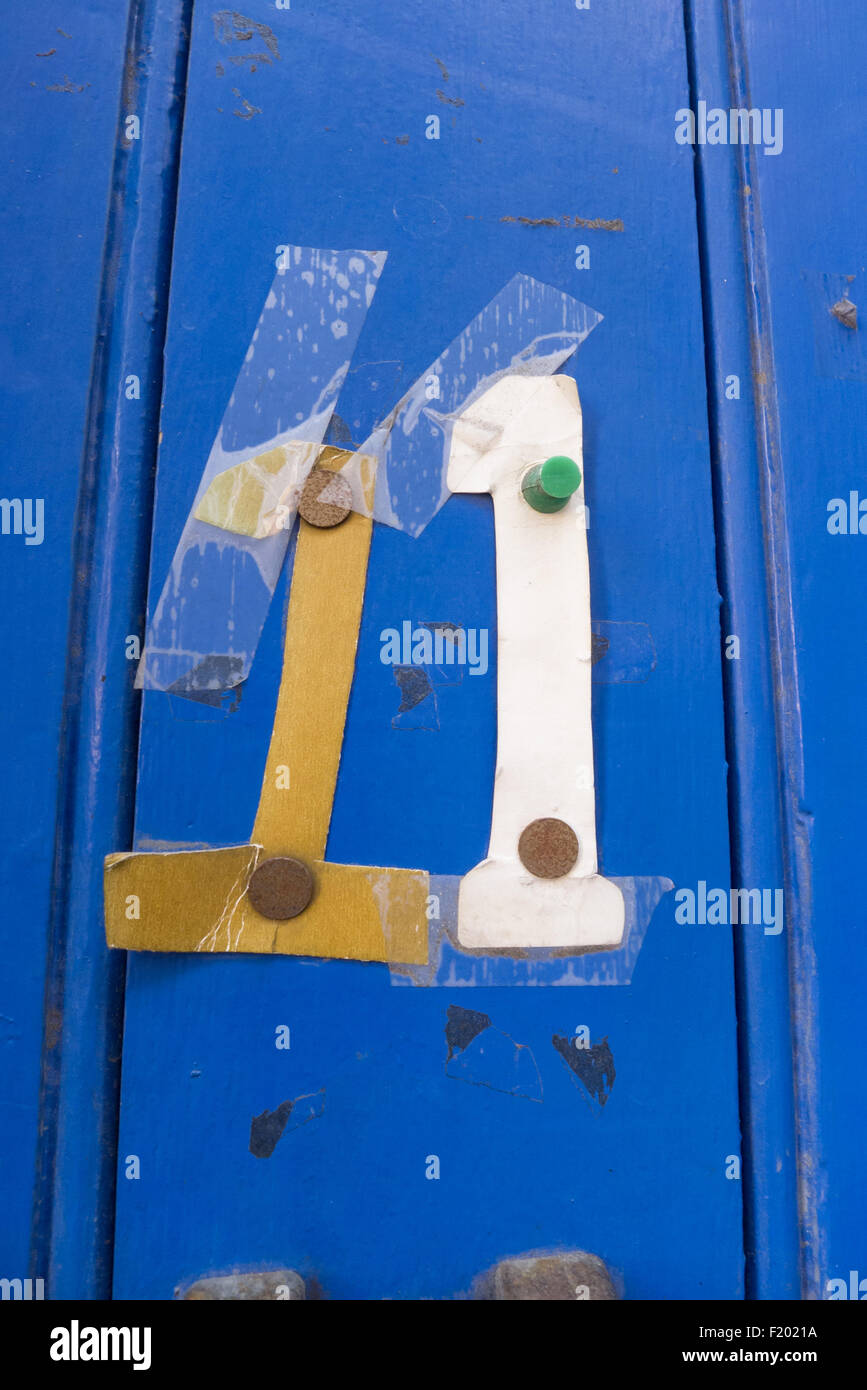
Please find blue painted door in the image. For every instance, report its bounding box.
[13,0,864,1306]
[111,0,742,1300]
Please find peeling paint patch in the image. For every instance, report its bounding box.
[212,10,281,60]
[229,53,274,73]
[46,75,90,93]
[445,1006,542,1101]
[44,1007,62,1051]
[250,1100,292,1157]
[249,1089,324,1157]
[803,271,867,380]
[831,296,857,330]
[553,1034,615,1107]
[391,667,439,730]
[445,1004,491,1061]
[180,1269,306,1300]
[232,87,261,118]
[390,620,472,729]
[393,666,433,713]
[571,214,624,231]
[324,412,354,447]
[436,89,464,107]
[502,216,561,228]
[474,1250,618,1300]
[500,214,624,232]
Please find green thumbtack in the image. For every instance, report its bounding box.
[521,455,582,513]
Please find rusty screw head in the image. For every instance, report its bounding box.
[247,856,315,920]
[298,467,353,528]
[518,818,579,878]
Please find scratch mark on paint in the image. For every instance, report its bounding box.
[0,1013,22,1046]
[445,1006,542,1102]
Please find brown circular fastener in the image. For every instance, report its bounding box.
[298,467,353,528]
[518,818,579,879]
[247,856,315,920]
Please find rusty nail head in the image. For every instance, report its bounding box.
[518,818,580,878]
[247,856,315,920]
[299,467,353,528]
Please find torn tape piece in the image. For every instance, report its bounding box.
[104,847,429,964]
[342,273,602,536]
[137,247,386,695]
[389,873,672,986]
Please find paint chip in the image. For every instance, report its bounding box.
[553,1034,615,1107]
[445,1004,491,1061]
[831,296,858,330]
[213,10,281,60]
[249,1089,325,1157]
[500,214,624,232]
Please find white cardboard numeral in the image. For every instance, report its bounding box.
[447,374,624,950]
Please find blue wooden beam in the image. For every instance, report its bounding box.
[30,0,193,1299]
[683,0,814,1299]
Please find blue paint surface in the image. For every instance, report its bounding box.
[723,0,867,1299]
[0,1,130,1284]
[115,0,743,1299]
[20,0,865,1305]
[683,0,803,1300]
